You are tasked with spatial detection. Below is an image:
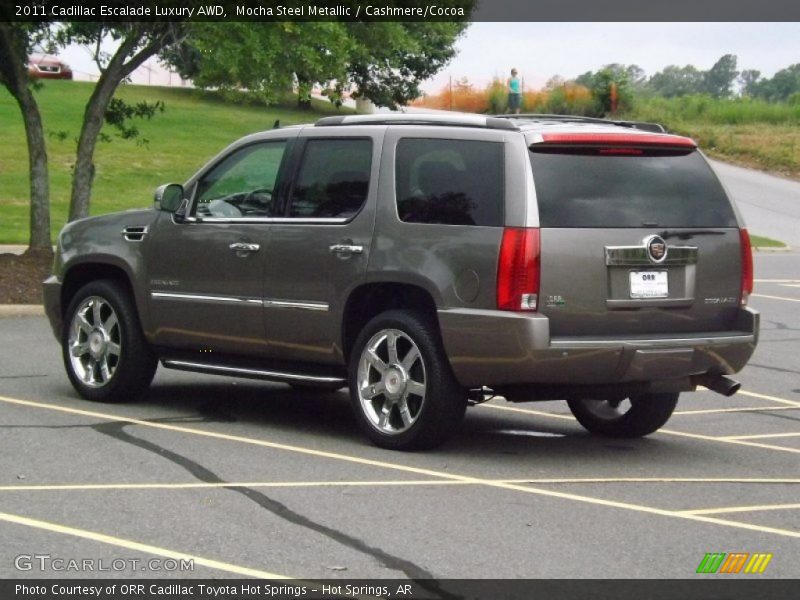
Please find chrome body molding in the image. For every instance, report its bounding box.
[121,225,148,242]
[151,291,262,305]
[550,333,755,349]
[161,359,346,385]
[182,216,350,225]
[151,292,329,312]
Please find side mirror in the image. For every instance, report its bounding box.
[154,183,184,213]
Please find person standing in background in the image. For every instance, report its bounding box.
[507,68,522,114]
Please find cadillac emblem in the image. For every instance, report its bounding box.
[645,235,668,263]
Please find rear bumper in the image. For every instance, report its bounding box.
[42,275,62,340]
[438,307,759,388]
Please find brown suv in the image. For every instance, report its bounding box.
[43,113,758,450]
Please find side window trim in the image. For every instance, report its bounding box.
[282,136,373,223]
[188,138,293,222]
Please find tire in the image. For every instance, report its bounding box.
[62,280,157,403]
[567,393,679,438]
[348,310,466,450]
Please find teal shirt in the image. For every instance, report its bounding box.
[508,76,521,94]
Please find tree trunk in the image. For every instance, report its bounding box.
[17,88,51,253]
[0,23,51,254]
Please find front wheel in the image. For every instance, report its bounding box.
[62,280,157,403]
[348,310,466,450]
[567,393,679,438]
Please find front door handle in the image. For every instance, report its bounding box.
[329,244,364,256]
[229,242,260,253]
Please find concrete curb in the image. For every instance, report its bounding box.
[753,245,793,253]
[0,305,45,317]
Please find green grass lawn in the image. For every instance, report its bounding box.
[750,234,787,248]
[0,80,350,244]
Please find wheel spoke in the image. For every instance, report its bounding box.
[406,380,426,398]
[400,345,420,371]
[378,399,394,429]
[76,313,93,336]
[365,349,389,376]
[397,397,413,428]
[83,360,95,383]
[92,299,103,326]
[103,312,118,334]
[361,380,385,400]
[99,357,112,382]
[386,331,399,364]
[70,342,90,357]
[107,341,121,357]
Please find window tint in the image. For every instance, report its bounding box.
[194,141,287,218]
[529,150,737,228]
[395,139,504,226]
[288,139,372,218]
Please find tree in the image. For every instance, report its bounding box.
[739,69,762,97]
[648,65,705,97]
[702,54,738,98]
[162,18,471,109]
[0,23,51,254]
[58,23,184,221]
[753,64,800,102]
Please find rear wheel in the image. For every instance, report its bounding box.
[567,393,679,438]
[348,310,466,450]
[62,280,157,402]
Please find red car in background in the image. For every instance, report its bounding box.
[27,54,73,79]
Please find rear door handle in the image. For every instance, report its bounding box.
[329,244,364,255]
[229,242,260,253]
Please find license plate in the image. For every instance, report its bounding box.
[629,271,668,298]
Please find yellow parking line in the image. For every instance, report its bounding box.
[751,293,800,303]
[722,432,800,441]
[673,406,797,416]
[658,428,800,455]
[681,503,800,516]
[2,395,800,540]
[737,389,800,408]
[0,510,291,579]
[481,403,574,420]
[3,477,799,493]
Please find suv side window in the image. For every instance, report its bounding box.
[287,138,372,218]
[194,141,287,218]
[395,138,504,226]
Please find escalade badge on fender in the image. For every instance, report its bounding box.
[645,235,668,264]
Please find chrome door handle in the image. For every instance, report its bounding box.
[229,242,260,253]
[329,244,364,255]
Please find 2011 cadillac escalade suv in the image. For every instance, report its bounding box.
[43,113,759,450]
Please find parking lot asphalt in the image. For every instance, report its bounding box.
[0,252,798,581]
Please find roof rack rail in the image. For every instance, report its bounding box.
[495,114,666,133]
[315,113,518,131]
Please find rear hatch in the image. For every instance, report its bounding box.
[528,131,745,337]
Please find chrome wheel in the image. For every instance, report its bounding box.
[67,296,121,388]
[357,328,426,435]
[579,398,632,421]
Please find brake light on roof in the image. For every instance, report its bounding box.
[739,228,754,306]
[497,228,540,311]
[537,132,697,148]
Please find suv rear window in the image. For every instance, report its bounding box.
[529,149,737,228]
[396,138,504,226]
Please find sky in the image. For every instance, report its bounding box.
[57,22,800,92]
[422,22,800,93]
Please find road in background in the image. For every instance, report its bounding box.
[710,159,800,248]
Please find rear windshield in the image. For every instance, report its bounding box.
[529,149,737,228]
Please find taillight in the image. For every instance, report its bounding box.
[739,228,754,306]
[497,227,540,311]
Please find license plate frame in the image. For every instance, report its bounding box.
[629,270,669,299]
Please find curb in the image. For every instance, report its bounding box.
[0,305,45,317]
[753,246,793,253]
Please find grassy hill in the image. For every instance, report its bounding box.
[0,80,350,244]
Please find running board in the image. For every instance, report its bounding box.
[161,359,347,387]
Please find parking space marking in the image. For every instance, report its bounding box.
[479,403,574,420]
[681,503,800,516]
[751,293,800,303]
[673,406,798,416]
[3,477,798,493]
[722,432,800,440]
[754,279,800,283]
[0,510,291,579]
[2,394,800,540]
[737,389,800,408]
